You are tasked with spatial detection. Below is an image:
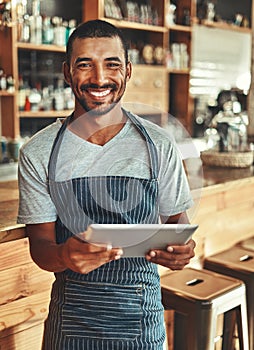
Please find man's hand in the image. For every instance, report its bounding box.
[145,239,196,270]
[26,222,123,274]
[60,235,123,274]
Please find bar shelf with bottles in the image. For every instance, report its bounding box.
[85,0,168,68]
[195,0,252,34]
[196,19,252,33]
[16,42,66,53]
[100,17,167,33]
[96,0,166,32]
[0,90,15,97]
[14,0,79,127]
[19,110,72,118]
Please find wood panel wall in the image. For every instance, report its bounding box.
[0,238,54,349]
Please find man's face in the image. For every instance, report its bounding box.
[64,36,131,115]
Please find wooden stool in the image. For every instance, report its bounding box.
[161,267,249,350]
[204,246,254,350]
[237,236,254,251]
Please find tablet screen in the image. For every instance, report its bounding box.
[83,224,198,257]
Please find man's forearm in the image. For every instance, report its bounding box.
[28,238,67,272]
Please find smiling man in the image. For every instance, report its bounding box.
[65,38,130,115]
[18,20,195,350]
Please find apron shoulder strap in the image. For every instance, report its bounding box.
[123,109,159,179]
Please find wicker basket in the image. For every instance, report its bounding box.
[201,150,254,168]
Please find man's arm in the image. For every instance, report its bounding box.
[145,212,196,270]
[26,222,123,274]
[161,212,190,224]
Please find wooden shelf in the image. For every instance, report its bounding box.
[198,20,252,34]
[0,91,15,97]
[101,17,167,33]
[167,24,192,32]
[16,42,66,53]
[19,110,73,118]
[167,68,190,74]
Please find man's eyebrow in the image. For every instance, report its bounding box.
[75,56,122,64]
[105,57,122,62]
[75,57,91,64]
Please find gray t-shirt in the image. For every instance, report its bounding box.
[17,112,193,224]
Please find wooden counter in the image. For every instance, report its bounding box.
[191,166,254,262]
[0,181,54,350]
[0,166,254,349]
[0,180,25,243]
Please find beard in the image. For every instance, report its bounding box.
[72,81,127,116]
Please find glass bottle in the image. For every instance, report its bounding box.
[29,0,42,45]
[21,14,30,43]
[180,43,189,69]
[182,8,191,26]
[66,19,76,43]
[29,84,42,111]
[16,0,27,42]
[52,17,66,46]
[53,79,65,111]
[18,76,26,111]
[42,16,54,44]
[0,67,7,91]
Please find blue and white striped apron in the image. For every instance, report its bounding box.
[43,110,166,349]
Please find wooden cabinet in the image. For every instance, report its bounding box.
[122,65,169,124]
[167,0,196,134]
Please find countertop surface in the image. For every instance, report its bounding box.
[0,180,25,243]
[0,180,19,229]
[0,165,253,242]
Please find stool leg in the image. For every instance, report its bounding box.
[222,309,236,350]
[173,309,215,350]
[198,306,217,350]
[174,303,217,350]
[174,312,187,349]
[229,300,250,350]
[235,305,249,350]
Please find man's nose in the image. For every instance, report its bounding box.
[90,64,108,86]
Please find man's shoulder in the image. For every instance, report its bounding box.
[20,119,62,157]
[127,111,174,145]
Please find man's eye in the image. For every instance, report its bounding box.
[77,63,91,68]
[107,62,120,68]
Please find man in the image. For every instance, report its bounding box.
[18,19,195,350]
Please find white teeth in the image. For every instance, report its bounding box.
[89,89,111,97]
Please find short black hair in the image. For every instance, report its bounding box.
[66,19,129,66]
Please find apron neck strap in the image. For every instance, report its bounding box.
[124,109,159,179]
[48,110,159,180]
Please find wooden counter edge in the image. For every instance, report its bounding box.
[0,225,26,244]
[192,175,254,197]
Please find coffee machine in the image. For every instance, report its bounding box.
[206,89,249,152]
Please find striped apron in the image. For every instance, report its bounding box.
[43,110,166,350]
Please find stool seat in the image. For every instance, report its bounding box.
[237,236,254,252]
[161,267,249,350]
[205,246,254,350]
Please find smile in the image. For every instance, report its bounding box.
[88,89,111,98]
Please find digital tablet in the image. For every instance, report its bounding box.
[84,224,198,257]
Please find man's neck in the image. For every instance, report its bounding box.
[68,104,127,146]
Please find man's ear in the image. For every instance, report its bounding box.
[63,61,71,85]
[126,61,132,82]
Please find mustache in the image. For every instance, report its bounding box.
[80,83,117,90]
